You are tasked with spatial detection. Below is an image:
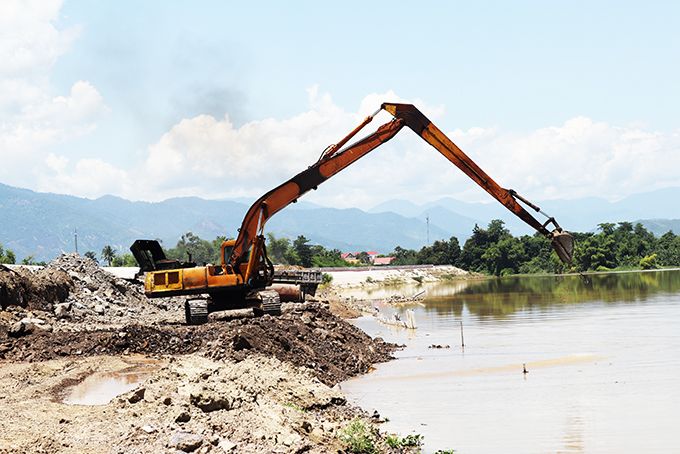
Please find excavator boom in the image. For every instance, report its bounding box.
[229,103,574,272]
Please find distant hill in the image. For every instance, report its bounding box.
[2,182,680,262]
[638,219,680,238]
[0,183,247,262]
[0,184,446,262]
[369,187,680,237]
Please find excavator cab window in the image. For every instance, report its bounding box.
[222,244,234,265]
[237,245,253,276]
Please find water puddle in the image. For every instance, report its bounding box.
[63,357,165,406]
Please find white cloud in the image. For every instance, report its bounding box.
[72,88,674,210]
[465,118,680,203]
[0,0,80,78]
[38,155,131,199]
[3,26,680,212]
[0,0,109,186]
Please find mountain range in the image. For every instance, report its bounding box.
[2,182,680,262]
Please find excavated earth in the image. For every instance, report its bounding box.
[0,254,407,454]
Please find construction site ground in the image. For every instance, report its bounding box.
[0,256,467,454]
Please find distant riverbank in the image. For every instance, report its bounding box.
[324,264,474,289]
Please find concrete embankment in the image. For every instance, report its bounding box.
[324,264,469,289]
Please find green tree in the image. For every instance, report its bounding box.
[113,253,138,267]
[597,222,616,236]
[292,235,313,268]
[574,231,616,271]
[355,251,371,265]
[84,251,97,262]
[614,222,638,267]
[165,232,223,265]
[390,246,418,266]
[101,245,116,266]
[482,236,527,276]
[459,220,512,273]
[266,233,292,265]
[640,254,658,270]
[416,237,461,265]
[657,230,680,266]
[517,233,555,274]
[211,236,229,264]
[311,247,346,267]
[0,243,16,265]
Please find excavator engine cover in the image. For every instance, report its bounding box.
[551,230,575,265]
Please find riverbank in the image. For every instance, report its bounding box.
[0,255,417,454]
[325,264,472,290]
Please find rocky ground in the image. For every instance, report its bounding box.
[0,255,418,454]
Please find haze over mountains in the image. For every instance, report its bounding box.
[2,182,680,263]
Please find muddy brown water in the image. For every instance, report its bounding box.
[341,270,680,453]
[63,357,165,405]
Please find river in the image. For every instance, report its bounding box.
[340,270,680,453]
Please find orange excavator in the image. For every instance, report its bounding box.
[131,103,574,324]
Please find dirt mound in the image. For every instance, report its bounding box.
[0,302,395,386]
[1,255,395,387]
[0,265,73,311]
[47,253,181,322]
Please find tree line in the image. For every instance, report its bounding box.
[4,219,679,276]
[154,220,680,275]
[390,219,676,276]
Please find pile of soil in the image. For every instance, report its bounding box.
[0,254,411,453]
[0,302,395,386]
[0,264,72,311]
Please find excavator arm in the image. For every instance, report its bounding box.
[230,103,574,276]
[132,102,574,324]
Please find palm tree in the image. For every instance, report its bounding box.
[101,245,116,266]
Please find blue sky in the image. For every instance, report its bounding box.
[2,0,680,210]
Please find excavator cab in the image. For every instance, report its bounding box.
[130,239,196,272]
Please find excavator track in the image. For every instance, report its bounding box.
[185,298,209,325]
[253,290,282,317]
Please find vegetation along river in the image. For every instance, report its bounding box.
[340,270,680,453]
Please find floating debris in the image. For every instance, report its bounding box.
[375,308,417,329]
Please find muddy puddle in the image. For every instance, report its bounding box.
[63,357,165,405]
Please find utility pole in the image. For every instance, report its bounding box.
[426,214,430,246]
[74,227,78,254]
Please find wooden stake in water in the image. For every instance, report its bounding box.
[460,321,465,347]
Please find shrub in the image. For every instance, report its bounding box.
[337,417,379,454]
[640,254,658,270]
[386,433,424,449]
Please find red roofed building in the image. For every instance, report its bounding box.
[373,257,396,265]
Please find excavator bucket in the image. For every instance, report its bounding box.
[551,230,575,265]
